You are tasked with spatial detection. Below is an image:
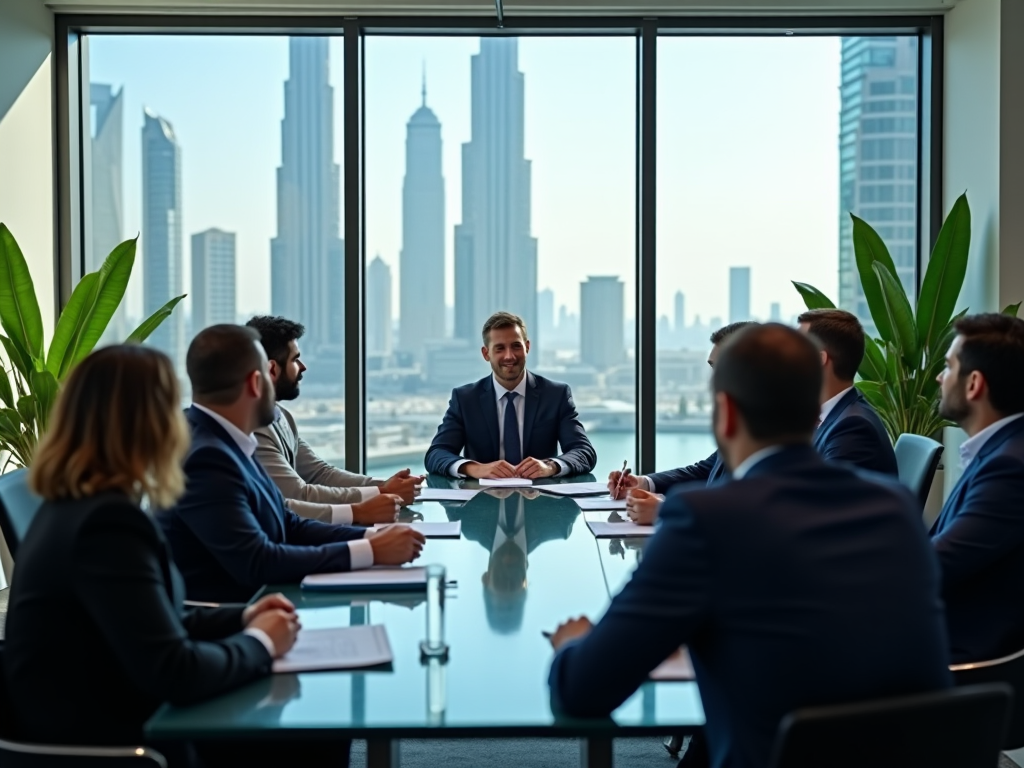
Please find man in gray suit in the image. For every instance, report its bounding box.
[247,316,423,526]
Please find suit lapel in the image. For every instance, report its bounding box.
[814,388,859,449]
[522,371,540,456]
[271,415,296,467]
[478,376,500,460]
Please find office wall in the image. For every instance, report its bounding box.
[0,0,56,586]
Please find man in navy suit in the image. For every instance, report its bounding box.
[158,325,425,603]
[798,308,898,475]
[547,323,950,768]
[931,313,1024,662]
[607,321,756,524]
[424,311,596,479]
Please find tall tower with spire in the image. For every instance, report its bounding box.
[271,37,344,375]
[399,69,446,358]
[454,38,537,344]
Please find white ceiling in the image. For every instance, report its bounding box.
[42,0,958,16]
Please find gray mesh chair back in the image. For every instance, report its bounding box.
[952,645,1024,749]
[0,469,41,558]
[769,684,1011,768]
[894,433,944,509]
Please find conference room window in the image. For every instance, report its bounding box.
[85,34,348,463]
[363,36,636,477]
[653,35,920,469]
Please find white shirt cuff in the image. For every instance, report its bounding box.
[638,475,652,492]
[451,459,470,477]
[349,537,375,570]
[357,486,380,500]
[553,459,569,477]
[243,627,275,658]
[331,504,354,526]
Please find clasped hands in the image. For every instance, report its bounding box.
[242,593,301,659]
[463,457,558,480]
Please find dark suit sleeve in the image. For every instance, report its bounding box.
[554,384,597,475]
[425,389,468,476]
[548,496,711,717]
[180,605,247,641]
[73,504,271,707]
[176,446,359,585]
[818,415,892,473]
[647,451,717,494]
[931,455,1024,589]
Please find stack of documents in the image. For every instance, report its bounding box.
[415,488,480,502]
[584,511,656,538]
[537,481,609,497]
[272,624,393,673]
[649,648,695,681]
[373,521,462,538]
[479,478,532,487]
[302,566,428,592]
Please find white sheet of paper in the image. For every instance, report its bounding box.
[374,521,462,538]
[536,481,610,497]
[585,511,655,538]
[575,497,628,511]
[479,478,533,487]
[272,625,393,673]
[301,566,427,591]
[650,648,695,681]
[415,488,481,502]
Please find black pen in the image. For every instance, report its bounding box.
[541,630,553,639]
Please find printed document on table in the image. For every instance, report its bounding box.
[302,566,427,592]
[650,648,695,681]
[575,497,627,511]
[415,488,480,502]
[479,478,532,487]
[537,481,609,497]
[373,521,462,538]
[273,625,393,673]
[585,511,655,538]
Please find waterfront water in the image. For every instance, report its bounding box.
[368,430,717,479]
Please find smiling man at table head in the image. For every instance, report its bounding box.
[424,311,597,479]
[547,323,950,768]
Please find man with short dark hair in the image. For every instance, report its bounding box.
[424,311,596,479]
[931,312,1024,662]
[798,308,897,475]
[158,324,425,603]
[547,323,951,768]
[245,315,422,526]
[608,321,755,525]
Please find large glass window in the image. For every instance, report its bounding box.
[86,34,347,462]
[364,36,635,477]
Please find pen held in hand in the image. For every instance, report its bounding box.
[541,630,553,639]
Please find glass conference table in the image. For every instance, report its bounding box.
[145,475,704,768]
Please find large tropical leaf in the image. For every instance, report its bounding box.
[125,294,186,344]
[859,336,888,382]
[0,333,34,386]
[1003,302,1021,318]
[0,363,14,409]
[916,193,971,352]
[873,262,920,368]
[29,369,58,434]
[851,214,900,344]
[46,238,137,380]
[792,282,837,311]
[0,224,44,362]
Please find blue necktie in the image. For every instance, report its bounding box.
[503,391,522,466]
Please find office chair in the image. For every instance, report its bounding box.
[952,645,1024,750]
[768,683,1011,768]
[0,468,41,558]
[894,433,944,510]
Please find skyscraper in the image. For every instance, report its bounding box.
[90,83,126,341]
[271,37,344,367]
[770,301,782,322]
[729,267,751,324]
[673,291,685,332]
[141,108,183,368]
[367,254,393,356]
[399,75,445,358]
[191,228,236,331]
[454,38,538,344]
[838,37,919,329]
[580,276,625,369]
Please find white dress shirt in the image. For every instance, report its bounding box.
[451,373,568,477]
[191,404,375,572]
[819,386,854,426]
[959,413,1024,469]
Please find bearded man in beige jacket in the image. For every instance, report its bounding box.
[247,316,423,526]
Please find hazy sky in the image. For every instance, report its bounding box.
[88,33,842,329]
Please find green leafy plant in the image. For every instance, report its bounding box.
[0,223,186,468]
[793,193,1020,442]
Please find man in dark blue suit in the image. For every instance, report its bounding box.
[931,313,1024,662]
[547,323,950,768]
[798,308,898,475]
[425,312,596,479]
[607,321,755,524]
[158,325,425,603]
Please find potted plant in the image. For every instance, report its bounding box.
[0,223,185,468]
[792,193,1019,442]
